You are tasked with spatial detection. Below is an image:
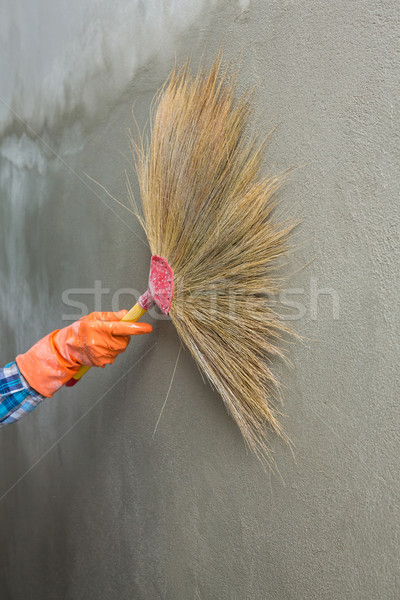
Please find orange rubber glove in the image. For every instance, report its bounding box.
[16,311,152,398]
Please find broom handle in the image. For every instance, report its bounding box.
[71,302,147,382]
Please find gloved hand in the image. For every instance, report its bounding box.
[16,311,152,398]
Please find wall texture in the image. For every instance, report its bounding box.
[0,1,399,598]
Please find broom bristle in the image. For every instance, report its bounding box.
[130,54,296,463]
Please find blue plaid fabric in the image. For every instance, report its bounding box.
[0,361,45,426]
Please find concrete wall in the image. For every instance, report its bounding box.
[0,1,399,598]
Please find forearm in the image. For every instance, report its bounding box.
[0,361,45,426]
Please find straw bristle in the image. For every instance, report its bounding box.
[130,54,296,463]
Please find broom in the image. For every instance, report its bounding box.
[71,54,295,463]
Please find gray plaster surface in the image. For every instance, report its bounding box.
[0,1,399,598]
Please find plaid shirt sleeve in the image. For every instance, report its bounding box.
[0,361,45,426]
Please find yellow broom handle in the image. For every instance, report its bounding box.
[72,303,147,381]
